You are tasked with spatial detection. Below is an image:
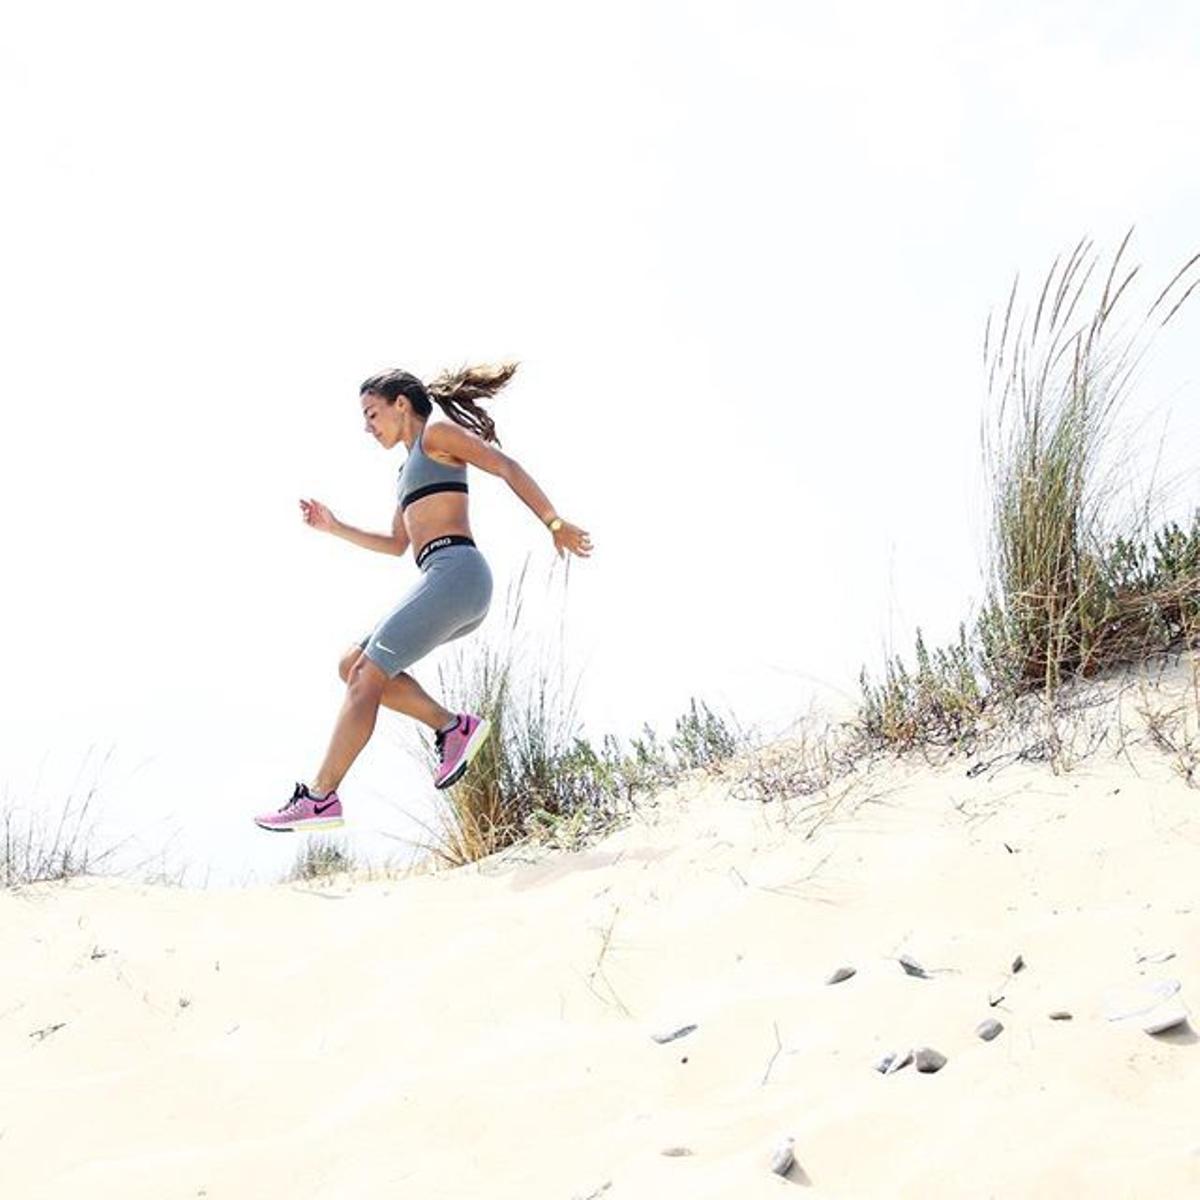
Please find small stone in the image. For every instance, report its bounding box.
[769,1136,795,1177]
[1011,954,1025,974]
[1135,950,1176,965]
[826,966,856,985]
[914,1047,947,1073]
[651,1024,697,1044]
[1048,1011,1073,1021]
[976,1018,1003,1041]
[898,955,928,978]
[1142,1002,1189,1035]
[1105,977,1181,1022]
[178,997,191,1009]
[875,1048,913,1074]
[661,1147,694,1157]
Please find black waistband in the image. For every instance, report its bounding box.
[401,481,469,510]
[415,535,476,568]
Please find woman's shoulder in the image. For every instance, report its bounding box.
[421,421,468,464]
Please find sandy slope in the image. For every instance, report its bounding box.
[4,703,1200,1198]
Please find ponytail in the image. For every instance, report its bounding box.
[427,362,517,445]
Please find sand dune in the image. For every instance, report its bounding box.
[4,684,1200,1198]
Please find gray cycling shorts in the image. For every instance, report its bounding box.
[358,542,493,678]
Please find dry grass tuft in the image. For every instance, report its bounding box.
[408,561,745,867]
[2,750,122,888]
[860,231,1200,755]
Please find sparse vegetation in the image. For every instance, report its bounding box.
[284,836,356,882]
[858,233,1200,756]
[414,562,745,865]
[2,755,121,888]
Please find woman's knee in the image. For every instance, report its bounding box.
[338,645,363,683]
[346,654,389,699]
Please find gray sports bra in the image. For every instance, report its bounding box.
[397,427,468,510]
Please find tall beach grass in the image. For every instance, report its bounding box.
[860,232,1200,751]
[2,749,123,888]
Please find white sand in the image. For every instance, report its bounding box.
[4,683,1200,1198]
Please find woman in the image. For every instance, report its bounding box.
[254,364,593,832]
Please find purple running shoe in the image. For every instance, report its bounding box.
[433,713,491,789]
[253,783,344,832]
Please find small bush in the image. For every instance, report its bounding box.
[284,836,354,882]
[414,562,745,865]
[858,233,1200,753]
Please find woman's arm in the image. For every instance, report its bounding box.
[299,498,410,557]
[424,423,593,558]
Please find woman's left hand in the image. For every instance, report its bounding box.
[553,520,593,559]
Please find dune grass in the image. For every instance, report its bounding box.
[412,561,744,867]
[2,751,122,888]
[284,835,356,882]
[859,233,1200,752]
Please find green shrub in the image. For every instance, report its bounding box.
[858,233,1200,751]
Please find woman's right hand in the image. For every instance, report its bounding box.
[299,498,337,533]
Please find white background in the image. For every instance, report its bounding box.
[2,0,1198,885]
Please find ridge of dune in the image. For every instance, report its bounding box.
[4,671,1200,1199]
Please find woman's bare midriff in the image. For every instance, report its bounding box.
[403,489,473,557]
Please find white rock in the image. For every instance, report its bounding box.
[875,1048,913,1074]
[1142,1000,1189,1035]
[1105,978,1182,1022]
[770,1136,795,1177]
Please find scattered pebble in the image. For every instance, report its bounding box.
[1135,950,1176,965]
[915,1047,947,1073]
[976,1018,1003,1041]
[875,1048,913,1074]
[826,966,856,985]
[1142,1002,1189,1035]
[770,1136,795,1177]
[178,997,191,1009]
[987,990,1005,1008]
[29,1022,66,1042]
[651,1024,697,1044]
[1011,954,1025,974]
[1105,978,1181,1022]
[1048,1011,1073,1021]
[898,955,928,979]
[661,1147,694,1157]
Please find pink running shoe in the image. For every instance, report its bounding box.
[433,713,491,789]
[253,783,344,832]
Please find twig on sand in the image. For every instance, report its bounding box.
[585,906,632,1017]
[758,852,833,901]
[761,1020,783,1085]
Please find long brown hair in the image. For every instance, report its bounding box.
[360,363,517,445]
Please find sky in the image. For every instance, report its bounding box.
[2,0,1199,886]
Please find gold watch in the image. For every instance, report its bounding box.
[547,516,564,534]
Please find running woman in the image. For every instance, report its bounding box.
[253,364,593,832]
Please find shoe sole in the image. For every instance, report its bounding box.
[434,718,491,790]
[254,817,346,833]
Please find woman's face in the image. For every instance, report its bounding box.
[360,390,406,449]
